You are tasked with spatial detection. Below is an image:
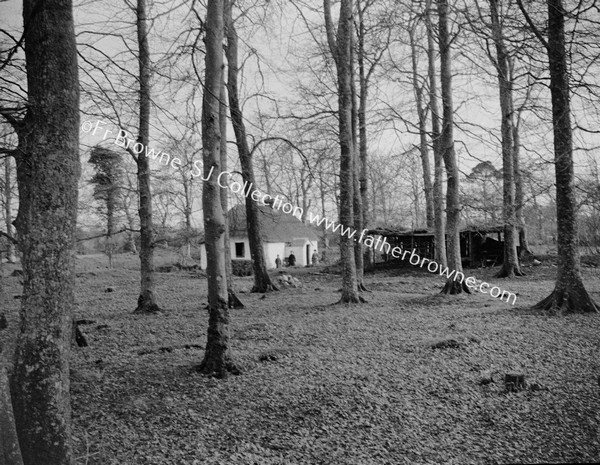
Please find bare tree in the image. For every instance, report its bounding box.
[89,146,123,268]
[518,0,598,313]
[438,0,470,294]
[224,0,277,293]
[199,0,240,376]
[131,0,162,313]
[487,0,523,278]
[2,153,17,263]
[324,0,363,303]
[426,0,447,268]
[409,21,434,228]
[220,75,244,308]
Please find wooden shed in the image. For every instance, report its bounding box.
[367,225,511,268]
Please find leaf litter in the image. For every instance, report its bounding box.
[2,254,599,464]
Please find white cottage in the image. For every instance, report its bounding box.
[200,204,319,269]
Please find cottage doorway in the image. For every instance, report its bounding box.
[306,244,310,266]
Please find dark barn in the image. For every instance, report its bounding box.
[368,225,511,268]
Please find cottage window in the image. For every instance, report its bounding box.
[235,242,245,258]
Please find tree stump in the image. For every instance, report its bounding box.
[504,373,526,392]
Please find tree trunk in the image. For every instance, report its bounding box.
[319,173,330,263]
[357,0,373,271]
[324,0,362,303]
[11,0,80,461]
[4,158,17,263]
[224,0,277,293]
[351,27,367,292]
[1,367,24,465]
[133,0,161,314]
[410,26,434,229]
[513,116,532,256]
[437,0,469,294]
[123,174,138,254]
[106,187,115,269]
[199,0,240,377]
[181,177,193,266]
[426,0,447,268]
[533,0,597,313]
[489,0,523,278]
[219,74,244,309]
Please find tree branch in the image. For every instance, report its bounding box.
[516,0,549,49]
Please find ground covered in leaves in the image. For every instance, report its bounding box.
[2,252,600,464]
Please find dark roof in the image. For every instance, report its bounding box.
[368,224,505,237]
[228,204,319,243]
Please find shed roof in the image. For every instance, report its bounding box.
[228,204,319,243]
[367,224,505,238]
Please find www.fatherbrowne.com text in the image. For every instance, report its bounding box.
[81,119,517,305]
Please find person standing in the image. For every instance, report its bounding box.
[275,254,282,268]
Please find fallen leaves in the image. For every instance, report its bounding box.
[6,254,593,464]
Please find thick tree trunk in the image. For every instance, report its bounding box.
[224,0,277,293]
[11,0,80,461]
[4,158,17,263]
[489,0,524,278]
[324,0,362,303]
[437,0,469,294]
[199,0,240,377]
[426,0,447,268]
[533,0,597,313]
[133,0,161,314]
[410,27,434,229]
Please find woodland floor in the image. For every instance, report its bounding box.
[2,251,600,464]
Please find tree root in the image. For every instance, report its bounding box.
[337,294,367,304]
[533,286,599,314]
[251,283,279,293]
[495,265,526,278]
[440,279,472,295]
[133,295,162,314]
[357,282,371,292]
[197,358,241,379]
[228,290,245,309]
